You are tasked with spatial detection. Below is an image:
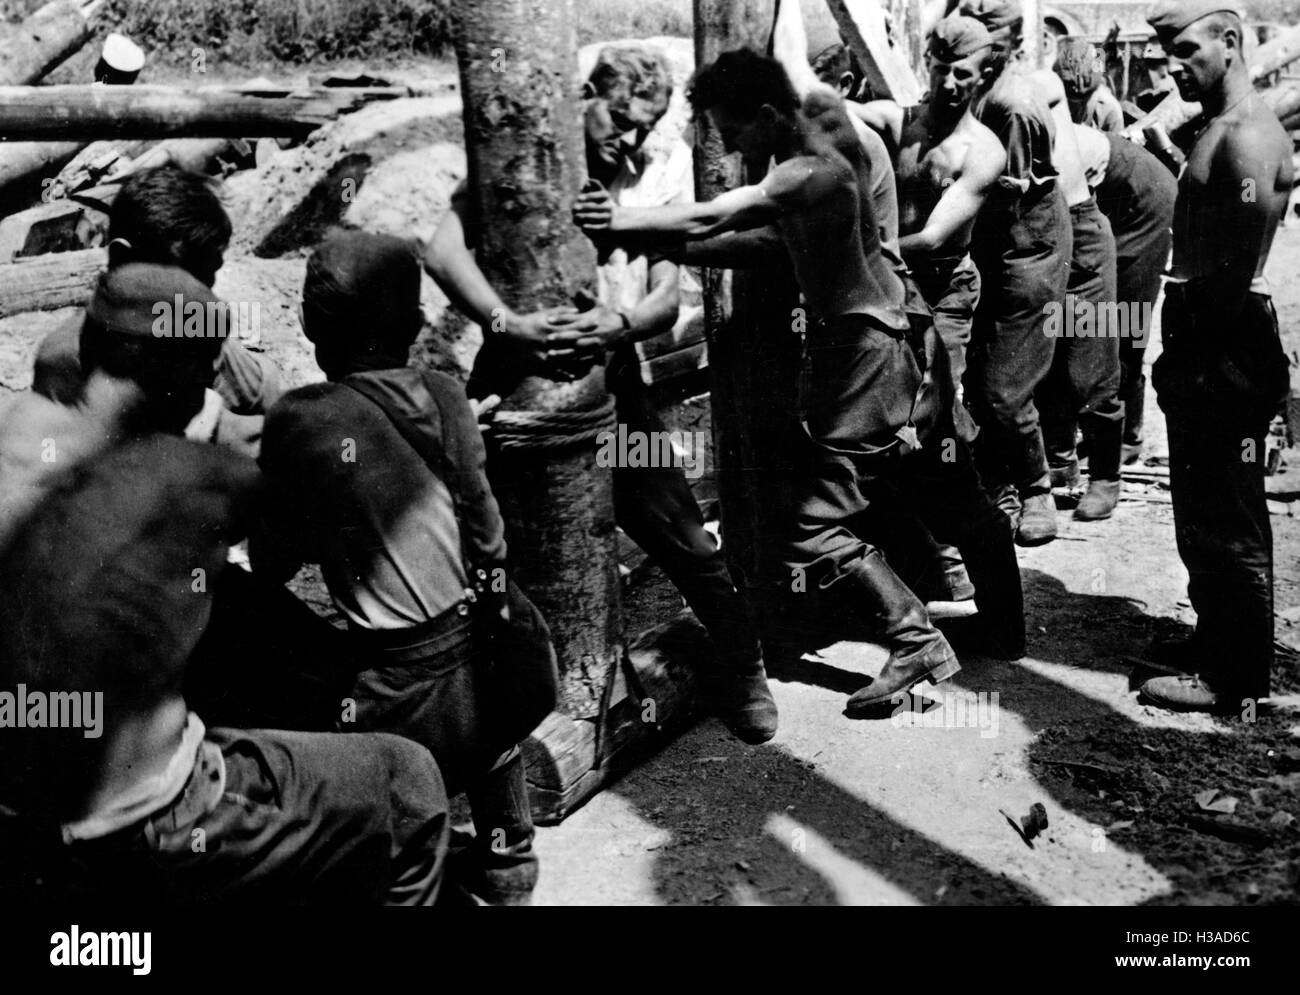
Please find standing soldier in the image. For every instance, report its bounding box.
[1139,2,1292,712]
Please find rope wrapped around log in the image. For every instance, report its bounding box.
[491,394,618,453]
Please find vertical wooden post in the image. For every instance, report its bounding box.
[693,0,802,600]
[451,0,621,720]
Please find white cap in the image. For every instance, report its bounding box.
[101,33,145,74]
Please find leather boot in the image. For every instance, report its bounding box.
[840,551,960,716]
[1074,478,1121,520]
[1015,491,1058,545]
[956,515,1026,659]
[707,656,779,744]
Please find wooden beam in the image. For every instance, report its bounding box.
[0,85,402,141]
[823,0,923,104]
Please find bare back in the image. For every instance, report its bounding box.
[777,93,908,326]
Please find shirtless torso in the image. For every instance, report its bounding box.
[1172,90,1291,284]
[895,102,1006,254]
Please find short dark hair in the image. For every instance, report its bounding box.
[109,166,232,282]
[810,43,867,99]
[688,48,799,122]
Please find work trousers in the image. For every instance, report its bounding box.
[9,728,451,906]
[911,252,981,443]
[785,314,1017,624]
[968,183,1073,497]
[1040,197,1123,482]
[1097,131,1178,448]
[1154,285,1287,700]
[346,604,538,888]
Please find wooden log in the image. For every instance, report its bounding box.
[1251,22,1300,83]
[452,0,621,721]
[0,247,104,318]
[0,85,403,141]
[0,141,81,194]
[0,0,98,87]
[823,0,923,104]
[525,612,708,824]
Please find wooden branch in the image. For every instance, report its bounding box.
[823,0,923,104]
[0,86,402,141]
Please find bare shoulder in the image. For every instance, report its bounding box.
[764,154,843,203]
[945,115,1005,185]
[1212,103,1291,176]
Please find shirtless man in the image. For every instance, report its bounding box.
[959,0,1123,527]
[1138,2,1292,713]
[576,50,1024,714]
[844,16,1007,444]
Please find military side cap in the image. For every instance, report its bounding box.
[1148,1,1244,36]
[929,15,995,64]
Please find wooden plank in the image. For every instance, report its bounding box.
[823,0,923,104]
[641,340,708,386]
[633,311,706,363]
[0,85,403,141]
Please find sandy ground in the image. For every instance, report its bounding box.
[527,229,1300,907]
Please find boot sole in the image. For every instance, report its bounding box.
[1014,530,1056,547]
[844,654,962,716]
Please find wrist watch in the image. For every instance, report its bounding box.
[617,311,633,335]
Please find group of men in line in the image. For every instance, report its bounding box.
[0,0,1290,906]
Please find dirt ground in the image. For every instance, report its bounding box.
[527,228,1300,907]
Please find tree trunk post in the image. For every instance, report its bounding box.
[693,0,802,605]
[451,0,621,721]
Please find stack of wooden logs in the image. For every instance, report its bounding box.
[0,0,445,327]
[1125,22,1300,142]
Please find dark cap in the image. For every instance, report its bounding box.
[929,15,995,64]
[1147,1,1243,37]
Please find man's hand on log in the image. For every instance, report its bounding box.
[573,184,615,231]
[545,305,627,355]
[499,307,590,381]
